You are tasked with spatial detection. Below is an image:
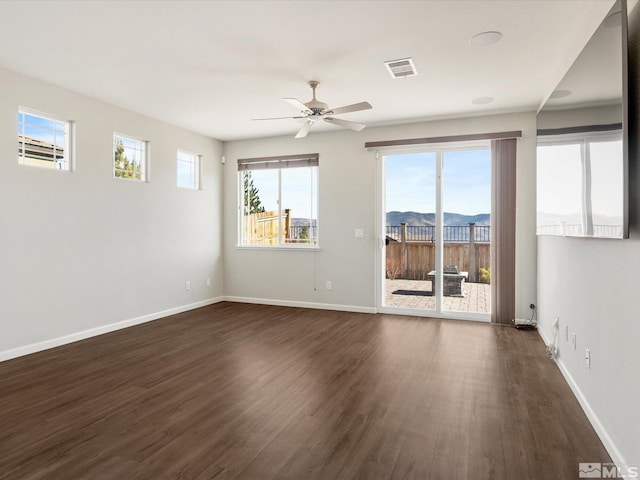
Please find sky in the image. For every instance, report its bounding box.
[247,167,317,220]
[385,149,491,215]
[18,111,66,148]
[247,149,490,220]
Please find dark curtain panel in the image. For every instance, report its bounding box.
[491,138,517,324]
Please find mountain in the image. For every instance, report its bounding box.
[290,218,317,227]
[386,211,490,226]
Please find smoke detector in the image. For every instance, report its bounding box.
[384,57,418,79]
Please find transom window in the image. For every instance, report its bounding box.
[18,109,72,171]
[177,150,200,189]
[113,133,147,181]
[238,153,318,247]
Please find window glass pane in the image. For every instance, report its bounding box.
[177,150,200,189]
[281,166,317,244]
[18,110,71,170]
[589,139,623,237]
[385,152,436,310]
[114,134,146,181]
[240,163,318,247]
[443,149,491,314]
[241,170,279,245]
[536,143,583,235]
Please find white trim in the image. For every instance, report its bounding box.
[235,246,321,252]
[224,296,377,314]
[0,297,225,363]
[536,327,628,471]
[377,306,490,322]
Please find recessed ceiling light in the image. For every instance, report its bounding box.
[469,31,503,46]
[472,97,493,105]
[549,89,572,99]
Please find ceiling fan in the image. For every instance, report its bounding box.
[253,80,372,138]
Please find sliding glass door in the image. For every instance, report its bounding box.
[380,144,491,321]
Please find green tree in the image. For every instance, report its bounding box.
[243,171,265,214]
[299,226,309,240]
[114,140,142,180]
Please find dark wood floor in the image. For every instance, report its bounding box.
[0,302,610,480]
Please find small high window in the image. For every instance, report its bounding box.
[18,109,72,171]
[113,133,147,181]
[177,150,200,189]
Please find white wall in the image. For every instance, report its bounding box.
[536,5,640,468]
[0,67,224,359]
[223,112,538,318]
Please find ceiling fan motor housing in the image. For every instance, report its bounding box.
[305,80,328,113]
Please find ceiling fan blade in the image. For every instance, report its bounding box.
[327,101,372,115]
[324,117,366,132]
[252,116,305,121]
[283,98,312,114]
[295,120,314,139]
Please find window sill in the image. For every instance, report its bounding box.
[236,245,321,252]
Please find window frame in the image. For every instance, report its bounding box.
[176,149,201,190]
[113,132,149,182]
[18,107,74,172]
[237,153,319,249]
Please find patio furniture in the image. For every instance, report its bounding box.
[427,265,468,297]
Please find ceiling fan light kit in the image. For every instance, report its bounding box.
[254,80,372,138]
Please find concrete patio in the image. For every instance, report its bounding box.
[385,278,491,314]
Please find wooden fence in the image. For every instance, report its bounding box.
[386,223,490,282]
[243,209,290,245]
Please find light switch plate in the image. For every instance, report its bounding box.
[355,228,364,238]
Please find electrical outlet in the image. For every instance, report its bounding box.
[206,277,211,287]
[355,228,364,238]
[572,333,576,350]
[325,281,332,290]
[585,348,591,368]
[185,280,191,291]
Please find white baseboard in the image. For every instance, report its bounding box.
[223,295,377,314]
[536,327,628,471]
[0,297,225,363]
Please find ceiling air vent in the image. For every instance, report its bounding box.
[384,57,418,79]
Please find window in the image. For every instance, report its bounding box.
[537,130,624,238]
[177,150,200,189]
[113,133,147,181]
[238,153,318,247]
[18,109,72,170]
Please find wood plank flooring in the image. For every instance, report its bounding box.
[0,302,610,479]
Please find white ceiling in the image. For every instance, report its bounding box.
[0,1,615,141]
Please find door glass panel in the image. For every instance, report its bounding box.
[384,152,436,311]
[442,149,491,314]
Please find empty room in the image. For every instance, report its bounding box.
[0,1,638,479]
